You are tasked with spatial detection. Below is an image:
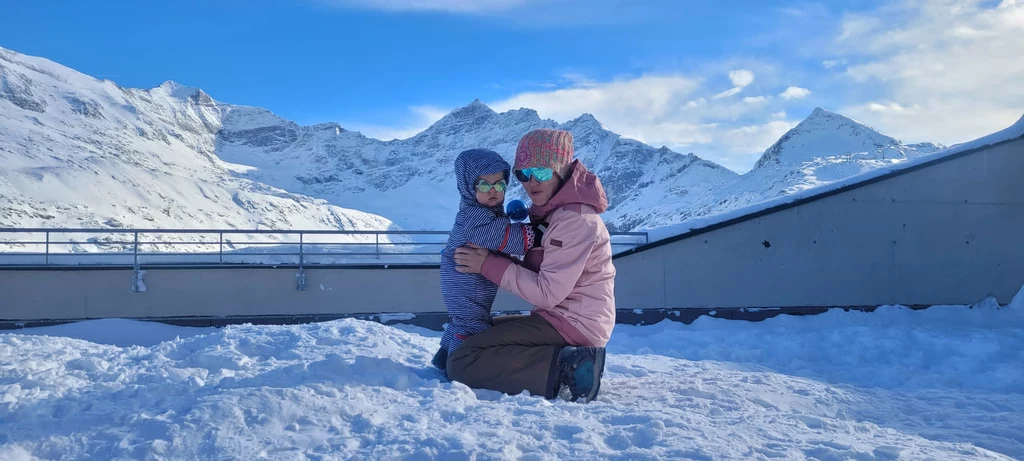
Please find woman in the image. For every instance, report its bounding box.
[449,128,616,403]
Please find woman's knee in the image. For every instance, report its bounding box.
[445,345,474,381]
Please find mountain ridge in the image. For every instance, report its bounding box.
[0,46,947,236]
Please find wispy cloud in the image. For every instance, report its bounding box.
[780,86,811,100]
[317,0,537,14]
[490,70,805,172]
[346,105,448,141]
[712,69,756,100]
[822,59,847,69]
[312,0,659,25]
[834,0,1024,145]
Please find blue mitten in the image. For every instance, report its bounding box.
[506,199,528,222]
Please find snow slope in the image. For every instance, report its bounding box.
[0,49,394,235]
[2,292,1022,459]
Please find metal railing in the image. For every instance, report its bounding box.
[0,228,650,268]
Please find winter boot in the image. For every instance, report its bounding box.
[431,346,448,372]
[555,346,606,403]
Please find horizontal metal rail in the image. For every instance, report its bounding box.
[0,228,650,267]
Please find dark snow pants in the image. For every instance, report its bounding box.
[446,314,568,399]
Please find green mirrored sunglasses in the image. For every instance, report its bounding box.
[514,167,554,182]
[475,179,507,193]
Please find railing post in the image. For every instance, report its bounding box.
[131,231,144,293]
[219,232,224,264]
[375,233,380,259]
[45,231,50,265]
[295,232,307,291]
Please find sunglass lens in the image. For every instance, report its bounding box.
[476,180,507,193]
[533,168,553,181]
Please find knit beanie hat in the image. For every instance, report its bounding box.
[514,128,574,179]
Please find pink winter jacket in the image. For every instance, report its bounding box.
[480,160,616,347]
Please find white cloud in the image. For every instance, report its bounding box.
[780,86,811,100]
[865,102,918,113]
[488,73,803,172]
[320,0,535,13]
[729,69,756,88]
[835,0,1024,144]
[720,120,799,163]
[492,75,701,123]
[822,59,848,69]
[712,87,743,100]
[709,69,757,101]
[771,111,787,118]
[346,105,447,141]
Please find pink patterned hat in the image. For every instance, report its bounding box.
[514,128,574,179]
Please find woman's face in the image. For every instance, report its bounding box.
[523,173,561,207]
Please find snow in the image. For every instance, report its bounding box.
[2,297,1022,459]
[6,318,214,347]
[1012,283,1024,310]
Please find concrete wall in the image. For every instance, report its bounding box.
[2,136,1022,323]
[0,267,532,321]
[614,136,1024,308]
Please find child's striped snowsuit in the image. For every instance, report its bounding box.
[439,148,534,352]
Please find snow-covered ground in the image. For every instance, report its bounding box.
[2,292,1023,460]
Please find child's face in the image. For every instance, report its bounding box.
[474,171,507,208]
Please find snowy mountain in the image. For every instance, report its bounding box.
[0,46,946,238]
[211,96,740,232]
[673,109,949,225]
[0,48,394,248]
[604,109,947,230]
[754,107,937,170]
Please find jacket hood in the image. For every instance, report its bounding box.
[530,160,609,221]
[454,148,510,210]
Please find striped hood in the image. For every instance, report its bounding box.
[455,148,510,210]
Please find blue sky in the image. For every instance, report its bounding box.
[2,0,1022,172]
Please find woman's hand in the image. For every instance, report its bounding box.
[454,243,489,273]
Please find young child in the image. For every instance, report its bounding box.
[433,148,535,372]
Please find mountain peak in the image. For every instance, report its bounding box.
[808,106,832,118]
[426,99,497,132]
[804,107,864,126]
[567,113,601,127]
[753,107,901,169]
[156,80,206,100]
[454,99,495,115]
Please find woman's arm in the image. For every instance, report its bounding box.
[463,207,535,256]
[480,212,595,309]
